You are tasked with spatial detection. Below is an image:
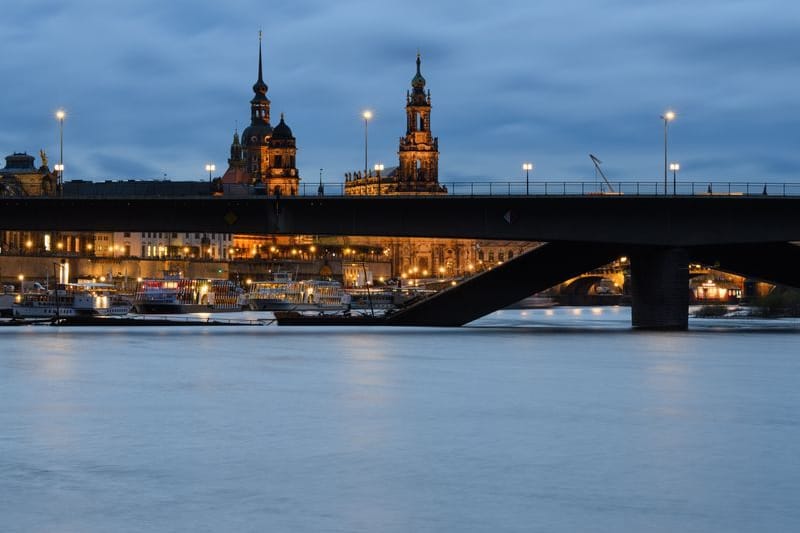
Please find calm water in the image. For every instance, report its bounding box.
[1,308,799,532]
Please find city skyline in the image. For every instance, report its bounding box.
[1,0,798,183]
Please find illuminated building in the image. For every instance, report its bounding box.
[345,54,445,195]
[221,34,299,195]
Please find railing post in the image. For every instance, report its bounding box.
[544,182,548,195]
[471,182,474,197]
[581,182,584,195]
[508,182,511,196]
[489,182,493,196]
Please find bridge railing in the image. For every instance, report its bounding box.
[295,180,800,197]
[54,180,800,198]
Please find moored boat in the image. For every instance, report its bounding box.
[246,273,348,312]
[12,282,131,318]
[132,278,241,314]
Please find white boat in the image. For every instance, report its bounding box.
[12,283,132,318]
[132,278,241,314]
[246,272,348,311]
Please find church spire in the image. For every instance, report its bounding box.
[252,30,268,97]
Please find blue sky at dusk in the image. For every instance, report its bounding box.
[1,0,798,184]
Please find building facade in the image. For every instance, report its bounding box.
[221,35,300,195]
[344,54,446,196]
[0,152,58,197]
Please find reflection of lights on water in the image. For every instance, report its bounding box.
[545,309,554,316]
[592,307,603,315]
[572,308,582,315]
[520,311,528,317]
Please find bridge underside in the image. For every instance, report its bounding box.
[386,241,800,329]
[386,242,624,327]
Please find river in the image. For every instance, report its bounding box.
[1,307,798,532]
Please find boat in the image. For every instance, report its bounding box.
[132,278,241,314]
[12,282,132,318]
[245,272,348,312]
[0,292,16,318]
[274,310,387,326]
[345,287,422,311]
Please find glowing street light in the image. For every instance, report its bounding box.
[55,109,66,193]
[205,163,216,183]
[669,162,681,195]
[362,110,372,180]
[522,162,533,195]
[660,110,676,195]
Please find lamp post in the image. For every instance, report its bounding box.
[55,109,65,193]
[362,110,372,180]
[318,168,324,196]
[374,163,384,195]
[669,162,680,195]
[205,163,216,183]
[522,162,533,195]
[660,110,675,195]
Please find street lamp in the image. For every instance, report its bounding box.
[205,163,216,183]
[522,162,533,195]
[669,162,680,195]
[318,168,324,196]
[374,163,384,195]
[660,110,676,194]
[362,110,372,179]
[55,109,65,193]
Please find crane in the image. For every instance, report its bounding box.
[589,154,615,194]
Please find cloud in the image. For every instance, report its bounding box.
[0,0,798,182]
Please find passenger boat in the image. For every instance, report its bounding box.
[132,278,241,314]
[12,282,132,318]
[245,272,348,312]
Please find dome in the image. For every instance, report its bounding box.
[242,123,273,145]
[272,113,294,140]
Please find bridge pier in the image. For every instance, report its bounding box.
[630,247,689,330]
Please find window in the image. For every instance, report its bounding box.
[478,250,484,261]
[124,232,130,237]
[508,250,514,260]
[274,155,282,167]
[141,232,145,237]
[498,252,505,262]
[488,252,495,262]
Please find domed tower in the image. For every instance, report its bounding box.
[228,129,244,168]
[267,113,299,195]
[397,53,444,193]
[241,32,273,184]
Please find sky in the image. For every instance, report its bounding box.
[1,0,798,185]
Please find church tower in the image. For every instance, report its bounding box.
[223,33,300,194]
[397,53,444,193]
[241,32,273,182]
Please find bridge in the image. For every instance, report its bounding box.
[2,190,800,329]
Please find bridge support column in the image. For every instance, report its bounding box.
[630,247,688,330]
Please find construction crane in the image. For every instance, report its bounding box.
[589,154,615,193]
